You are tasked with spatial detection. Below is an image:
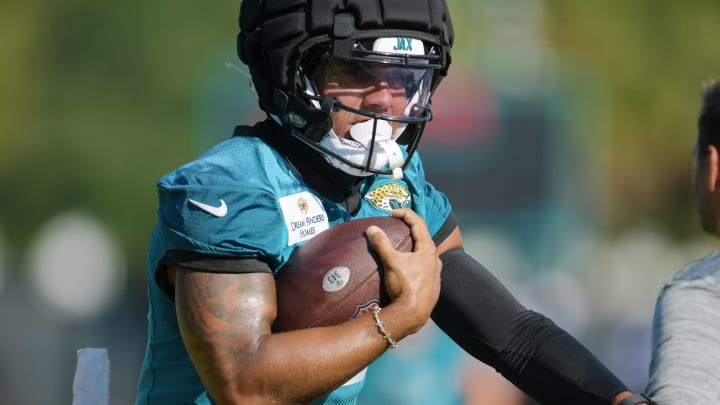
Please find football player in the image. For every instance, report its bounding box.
[136,1,655,404]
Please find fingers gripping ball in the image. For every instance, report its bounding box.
[273,216,413,332]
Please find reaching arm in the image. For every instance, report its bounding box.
[173,208,442,404]
[433,226,649,405]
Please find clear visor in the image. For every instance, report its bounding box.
[312,58,434,120]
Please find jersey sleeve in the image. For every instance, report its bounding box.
[152,160,290,271]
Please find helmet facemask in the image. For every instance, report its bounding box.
[284,37,443,180]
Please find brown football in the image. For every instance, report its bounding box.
[273,216,414,332]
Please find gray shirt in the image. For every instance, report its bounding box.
[646,250,720,404]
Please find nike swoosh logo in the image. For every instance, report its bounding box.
[188,198,228,218]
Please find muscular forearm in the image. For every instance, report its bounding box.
[175,268,419,404]
[200,318,382,404]
[251,303,419,402]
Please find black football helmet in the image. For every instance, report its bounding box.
[238,0,454,179]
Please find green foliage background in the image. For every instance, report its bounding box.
[1,0,719,282]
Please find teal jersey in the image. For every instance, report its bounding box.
[136,130,453,405]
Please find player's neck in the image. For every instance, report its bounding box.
[258,119,364,213]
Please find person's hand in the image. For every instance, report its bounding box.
[613,392,656,405]
[366,208,442,333]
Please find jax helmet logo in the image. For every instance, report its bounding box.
[364,183,411,211]
[393,37,414,52]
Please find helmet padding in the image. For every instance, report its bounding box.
[237,0,454,113]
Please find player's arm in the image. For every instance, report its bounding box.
[172,208,441,404]
[175,269,380,404]
[432,224,652,405]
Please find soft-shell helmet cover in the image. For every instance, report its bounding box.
[237,0,454,114]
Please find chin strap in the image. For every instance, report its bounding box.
[617,394,657,405]
[377,140,404,180]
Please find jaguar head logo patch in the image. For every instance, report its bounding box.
[364,183,411,211]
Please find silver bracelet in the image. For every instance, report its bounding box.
[372,306,398,349]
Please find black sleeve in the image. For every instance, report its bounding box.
[431,248,629,405]
[432,211,458,246]
[156,249,272,299]
[160,250,272,274]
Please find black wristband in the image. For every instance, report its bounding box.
[618,393,656,405]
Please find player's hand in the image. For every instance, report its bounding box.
[366,208,442,333]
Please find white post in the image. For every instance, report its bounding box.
[72,347,110,405]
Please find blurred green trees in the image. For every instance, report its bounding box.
[0,1,236,282]
[544,1,720,238]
